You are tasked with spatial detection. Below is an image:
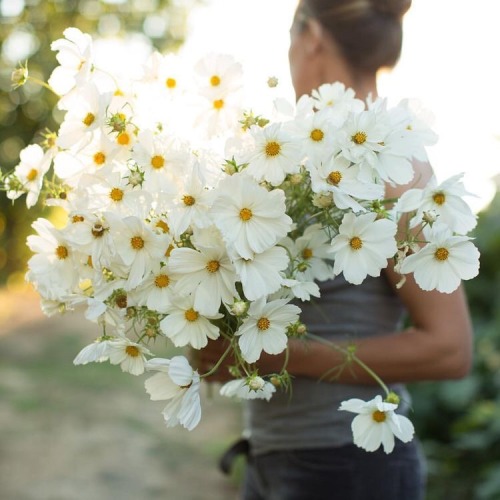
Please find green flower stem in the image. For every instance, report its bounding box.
[306,332,390,396]
[27,76,58,95]
[200,340,234,379]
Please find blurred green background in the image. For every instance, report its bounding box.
[1,1,500,499]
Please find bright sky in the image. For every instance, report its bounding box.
[184,0,500,213]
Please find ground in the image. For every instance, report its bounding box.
[0,287,242,500]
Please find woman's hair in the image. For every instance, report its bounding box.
[295,0,412,73]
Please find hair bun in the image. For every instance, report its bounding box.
[371,0,411,18]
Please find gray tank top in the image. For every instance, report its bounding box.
[245,274,410,455]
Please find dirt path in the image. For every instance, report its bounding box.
[0,288,242,500]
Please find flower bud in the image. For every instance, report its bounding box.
[248,375,265,391]
[11,64,29,88]
[231,300,249,316]
[267,76,279,88]
[312,192,333,209]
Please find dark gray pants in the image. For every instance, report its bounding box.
[242,440,426,500]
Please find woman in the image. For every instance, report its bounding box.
[200,1,473,498]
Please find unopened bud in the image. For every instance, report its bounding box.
[231,300,249,316]
[267,76,279,88]
[312,192,333,209]
[11,64,29,88]
[248,375,265,391]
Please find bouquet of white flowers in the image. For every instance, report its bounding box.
[3,28,480,453]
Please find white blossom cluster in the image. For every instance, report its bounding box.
[3,28,480,450]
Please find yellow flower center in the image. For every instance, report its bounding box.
[55,245,68,260]
[117,132,130,146]
[93,152,106,165]
[352,131,367,145]
[125,345,140,357]
[166,77,177,89]
[265,141,281,157]
[372,410,386,423]
[26,169,38,181]
[310,129,324,142]
[349,236,363,250]
[184,308,199,322]
[154,274,170,288]
[434,247,449,261]
[302,248,313,260]
[82,112,95,127]
[183,195,195,206]
[257,317,271,331]
[131,236,145,250]
[210,75,221,86]
[433,192,446,205]
[327,171,342,185]
[151,155,165,169]
[114,88,124,96]
[72,215,85,223]
[239,208,253,221]
[109,187,124,202]
[213,99,224,110]
[206,260,220,273]
[156,220,170,233]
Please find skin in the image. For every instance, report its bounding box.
[198,13,473,386]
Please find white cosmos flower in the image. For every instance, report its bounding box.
[282,223,335,282]
[330,212,398,285]
[169,246,237,315]
[145,356,201,431]
[73,336,114,365]
[107,337,152,376]
[131,130,188,191]
[63,211,116,270]
[159,295,222,349]
[232,246,289,301]
[210,173,292,259]
[400,223,480,293]
[337,109,388,167]
[311,82,364,120]
[26,218,79,295]
[307,155,384,212]
[166,168,215,237]
[194,52,243,96]
[242,122,303,186]
[108,214,169,290]
[80,169,153,218]
[56,84,111,151]
[48,27,93,96]
[291,108,338,164]
[7,144,52,208]
[130,262,176,314]
[339,395,414,454]
[277,278,320,302]
[220,376,276,401]
[236,297,301,364]
[395,174,477,235]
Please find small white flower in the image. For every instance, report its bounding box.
[232,246,289,301]
[48,27,93,96]
[220,376,276,401]
[311,82,364,121]
[242,123,303,186]
[330,212,398,285]
[145,356,201,431]
[107,337,152,375]
[395,174,477,235]
[211,173,292,259]
[73,336,114,365]
[339,395,414,454]
[236,297,300,364]
[400,223,480,293]
[159,295,222,349]
[7,144,52,208]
